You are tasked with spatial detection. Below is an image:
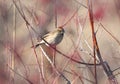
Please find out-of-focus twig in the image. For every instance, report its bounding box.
[40,45,71,84]
[64,69,95,84]
[12,0,46,83]
[87,0,118,84]
[100,23,120,46]
[87,1,97,83]
[7,64,33,84]
[41,37,101,66]
[75,0,120,46]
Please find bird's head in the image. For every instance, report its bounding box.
[57,27,65,35]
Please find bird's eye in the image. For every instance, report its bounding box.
[61,32,63,34]
[60,31,64,34]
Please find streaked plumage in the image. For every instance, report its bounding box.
[33,27,64,48]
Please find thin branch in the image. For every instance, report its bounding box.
[87,1,97,83]
[64,69,95,84]
[61,1,82,27]
[87,0,118,84]
[41,37,101,66]
[112,66,120,72]
[40,45,71,83]
[100,23,120,45]
[26,24,45,83]
[54,0,57,28]
[75,0,120,46]
[12,0,39,35]
[7,64,33,84]
[13,0,46,82]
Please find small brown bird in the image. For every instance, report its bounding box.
[33,27,65,48]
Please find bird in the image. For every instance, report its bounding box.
[32,27,65,48]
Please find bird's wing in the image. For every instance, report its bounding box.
[42,33,50,38]
[42,29,57,38]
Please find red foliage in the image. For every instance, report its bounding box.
[70,51,81,61]
[40,0,51,5]
[93,7,105,20]
[56,4,70,16]
[75,16,85,26]
[33,13,48,26]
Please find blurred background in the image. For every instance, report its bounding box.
[0,0,120,84]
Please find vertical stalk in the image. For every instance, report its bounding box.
[54,0,57,28]
[87,0,97,83]
[11,4,17,84]
[87,0,118,84]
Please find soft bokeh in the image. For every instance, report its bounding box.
[0,0,120,84]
